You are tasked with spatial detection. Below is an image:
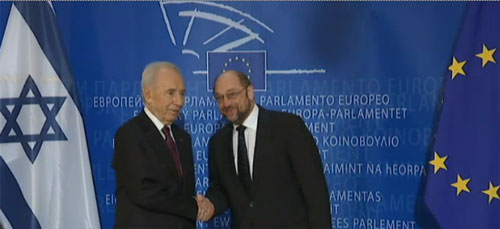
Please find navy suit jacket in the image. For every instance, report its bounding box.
[112,111,197,229]
[206,106,332,229]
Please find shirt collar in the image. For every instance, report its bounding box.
[144,107,169,133]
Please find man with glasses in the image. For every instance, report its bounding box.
[199,70,332,229]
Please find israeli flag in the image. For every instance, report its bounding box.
[0,2,100,229]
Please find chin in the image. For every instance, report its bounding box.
[163,116,177,123]
[228,117,239,124]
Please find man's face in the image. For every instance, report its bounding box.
[144,68,186,125]
[214,72,254,125]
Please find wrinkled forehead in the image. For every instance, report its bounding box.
[155,69,185,85]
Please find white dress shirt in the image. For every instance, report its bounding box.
[144,107,174,141]
[233,105,259,178]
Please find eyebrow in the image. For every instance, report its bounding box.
[166,88,186,93]
[216,88,240,94]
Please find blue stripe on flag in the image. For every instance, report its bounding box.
[13,2,83,114]
[0,156,41,229]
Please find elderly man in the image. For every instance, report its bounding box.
[201,70,332,228]
[112,62,210,228]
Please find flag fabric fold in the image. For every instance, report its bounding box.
[0,2,100,228]
[425,3,500,228]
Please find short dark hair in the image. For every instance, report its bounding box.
[231,70,252,88]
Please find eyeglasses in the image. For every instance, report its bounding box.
[214,87,247,103]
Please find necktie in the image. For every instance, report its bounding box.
[237,125,252,196]
[162,126,183,178]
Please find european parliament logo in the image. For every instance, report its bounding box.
[159,1,325,92]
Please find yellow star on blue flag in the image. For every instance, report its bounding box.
[425,3,500,228]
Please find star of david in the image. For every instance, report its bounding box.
[0,75,67,163]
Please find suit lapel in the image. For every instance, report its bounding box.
[223,125,255,205]
[138,111,182,181]
[171,124,193,186]
[225,127,238,177]
[251,107,274,197]
[218,125,244,192]
[138,112,171,163]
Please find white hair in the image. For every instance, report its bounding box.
[141,61,181,94]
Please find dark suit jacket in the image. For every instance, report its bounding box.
[206,106,332,229]
[112,111,197,229]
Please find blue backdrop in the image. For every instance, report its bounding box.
[0,2,469,228]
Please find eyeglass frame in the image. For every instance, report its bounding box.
[214,86,248,103]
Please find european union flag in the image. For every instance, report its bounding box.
[207,51,266,91]
[424,3,500,228]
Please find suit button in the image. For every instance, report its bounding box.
[249,201,254,208]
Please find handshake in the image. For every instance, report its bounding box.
[195,194,214,221]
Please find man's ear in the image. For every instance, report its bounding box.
[143,87,152,105]
[247,85,255,101]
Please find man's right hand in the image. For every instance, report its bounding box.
[195,194,215,221]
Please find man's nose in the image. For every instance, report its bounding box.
[173,93,184,106]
